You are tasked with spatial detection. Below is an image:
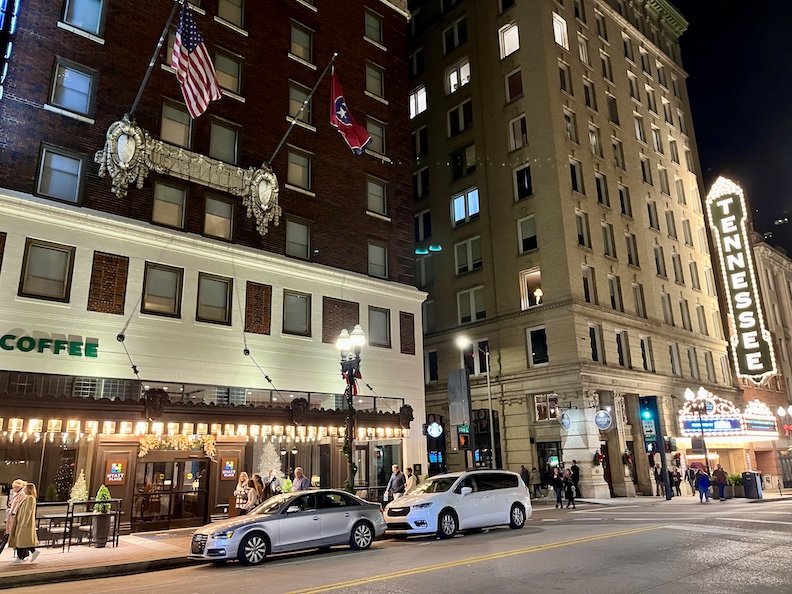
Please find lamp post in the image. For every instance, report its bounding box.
[337,325,365,490]
[455,336,497,469]
[684,387,711,475]
[776,405,792,437]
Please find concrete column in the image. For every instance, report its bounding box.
[560,391,610,499]
[605,392,636,497]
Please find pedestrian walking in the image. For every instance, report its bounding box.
[292,467,310,492]
[0,479,25,555]
[695,468,710,503]
[385,464,406,501]
[671,468,682,496]
[712,464,728,501]
[9,483,38,563]
[563,469,576,509]
[666,468,675,498]
[233,471,250,515]
[520,465,530,487]
[570,460,582,498]
[404,467,417,494]
[529,467,543,499]
[551,467,564,509]
[264,469,282,499]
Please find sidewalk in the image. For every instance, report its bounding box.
[0,528,195,590]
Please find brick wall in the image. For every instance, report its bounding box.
[86,251,129,315]
[244,281,272,335]
[322,297,360,344]
[399,311,415,355]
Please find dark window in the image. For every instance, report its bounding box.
[515,166,533,200]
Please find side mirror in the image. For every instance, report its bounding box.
[460,487,472,496]
[286,505,300,514]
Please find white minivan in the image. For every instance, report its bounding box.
[384,469,531,538]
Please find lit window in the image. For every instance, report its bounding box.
[500,22,520,57]
[451,187,479,226]
[160,103,191,148]
[50,61,94,115]
[152,181,186,229]
[287,149,312,189]
[204,195,234,240]
[519,267,542,308]
[36,146,83,204]
[218,0,244,27]
[445,56,471,94]
[142,262,183,317]
[290,22,313,63]
[409,85,428,118]
[196,273,232,325]
[283,290,311,336]
[215,50,242,94]
[286,219,310,259]
[19,239,75,302]
[62,0,106,36]
[367,179,387,215]
[368,243,388,278]
[534,393,557,420]
[209,120,239,164]
[369,307,391,348]
[552,13,568,50]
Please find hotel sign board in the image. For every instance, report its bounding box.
[705,177,776,384]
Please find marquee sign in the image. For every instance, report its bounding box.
[705,177,776,384]
[679,390,779,438]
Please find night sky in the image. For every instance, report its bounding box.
[675,1,792,252]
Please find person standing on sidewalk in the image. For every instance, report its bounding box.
[551,467,564,509]
[686,467,697,496]
[233,472,250,516]
[570,460,582,499]
[695,468,710,503]
[529,467,543,499]
[671,467,682,496]
[653,464,664,496]
[384,465,406,501]
[9,483,38,563]
[404,467,417,494]
[712,464,728,501]
[520,465,530,487]
[563,469,576,509]
[0,479,25,555]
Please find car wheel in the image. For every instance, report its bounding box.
[237,532,268,566]
[437,509,458,539]
[350,521,374,550]
[509,503,526,529]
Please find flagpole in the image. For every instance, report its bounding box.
[267,52,338,166]
[129,0,185,117]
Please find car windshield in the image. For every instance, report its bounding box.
[250,493,292,516]
[415,477,457,493]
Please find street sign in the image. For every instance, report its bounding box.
[642,419,656,436]
[457,424,470,434]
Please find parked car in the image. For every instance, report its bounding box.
[384,470,531,538]
[189,489,386,565]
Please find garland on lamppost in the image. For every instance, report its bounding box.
[337,325,365,493]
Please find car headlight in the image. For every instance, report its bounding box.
[412,502,433,509]
[210,530,234,539]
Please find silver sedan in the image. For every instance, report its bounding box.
[189,489,386,565]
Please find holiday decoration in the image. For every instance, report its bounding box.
[258,440,283,479]
[593,452,605,466]
[69,469,89,502]
[54,456,75,501]
[622,452,633,467]
[137,434,216,461]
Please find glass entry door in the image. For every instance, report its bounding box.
[132,459,209,532]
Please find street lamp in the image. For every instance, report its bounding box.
[337,324,365,489]
[455,336,497,469]
[684,387,711,474]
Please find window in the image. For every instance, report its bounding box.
[570,159,584,193]
[633,283,647,318]
[705,267,715,296]
[619,185,632,217]
[660,291,674,325]
[286,219,310,259]
[289,82,313,124]
[36,146,84,204]
[559,62,572,95]
[519,267,543,309]
[218,0,244,27]
[409,48,425,78]
[678,110,688,135]
[583,79,597,110]
[455,236,482,274]
[720,355,731,385]
[582,265,597,303]
[578,35,589,65]
[451,144,476,180]
[196,273,232,325]
[291,22,313,63]
[527,327,549,366]
[443,16,467,54]
[514,164,533,200]
[415,209,432,241]
[602,223,616,257]
[595,173,610,206]
[697,304,708,336]
[451,187,480,226]
[705,351,716,383]
[448,99,473,137]
[500,0,516,11]
[647,200,659,230]
[573,0,586,21]
[600,52,612,81]
[672,253,684,284]
[576,210,591,248]
[160,103,191,148]
[413,126,428,158]
[283,290,311,336]
[506,69,523,101]
[685,149,695,172]
[364,9,384,45]
[152,181,186,229]
[672,74,681,98]
[688,347,700,380]
[509,114,528,150]
[367,179,387,215]
[458,286,485,323]
[669,342,682,376]
[62,0,106,36]
[651,127,664,155]
[612,138,625,169]
[595,11,607,40]
[627,72,639,100]
[641,157,653,185]
[414,167,430,198]
[646,86,657,113]
[625,233,640,267]
[215,50,242,94]
[616,331,631,368]
[589,324,605,363]
[369,306,391,348]
[662,99,674,125]
[409,85,428,118]
[518,216,537,252]
[500,22,520,57]
[607,95,619,124]
[445,56,471,94]
[50,60,94,115]
[689,260,700,289]
[209,120,239,164]
[535,393,558,421]
[622,34,634,62]
[656,62,667,87]
[19,239,75,302]
[552,14,568,50]
[659,167,670,195]
[676,178,687,205]
[640,49,651,75]
[634,115,646,143]
[680,298,691,330]
[563,109,578,143]
[425,350,438,383]
[205,195,234,240]
[416,255,434,288]
[609,275,623,311]
[461,339,489,376]
[588,125,603,157]
[368,243,388,278]
[367,119,386,155]
[142,262,183,317]
[698,227,709,254]
[665,210,677,239]
[654,245,666,277]
[640,335,654,371]
[287,149,312,189]
[365,63,385,98]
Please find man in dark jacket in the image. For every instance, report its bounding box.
[712,464,728,501]
[570,460,582,498]
[385,464,406,501]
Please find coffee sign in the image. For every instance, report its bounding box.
[1,334,98,357]
[105,459,126,485]
[705,177,776,384]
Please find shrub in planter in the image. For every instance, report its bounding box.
[93,484,113,548]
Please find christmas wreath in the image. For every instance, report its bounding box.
[622,452,633,466]
[593,452,605,466]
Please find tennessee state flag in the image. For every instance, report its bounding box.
[330,68,372,155]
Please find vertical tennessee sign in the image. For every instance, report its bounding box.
[705,177,776,384]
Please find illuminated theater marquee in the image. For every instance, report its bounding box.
[705,177,776,384]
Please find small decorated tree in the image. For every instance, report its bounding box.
[94,484,112,513]
[69,469,89,502]
[258,440,283,478]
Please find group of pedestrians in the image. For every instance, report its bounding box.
[385,465,418,501]
[652,464,684,497]
[234,468,287,515]
[521,462,581,509]
[1,479,39,564]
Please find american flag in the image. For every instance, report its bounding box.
[171,4,221,118]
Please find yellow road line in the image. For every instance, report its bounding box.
[288,525,663,594]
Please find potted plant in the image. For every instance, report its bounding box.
[727,473,744,498]
[93,484,113,548]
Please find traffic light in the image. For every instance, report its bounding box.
[458,433,470,449]
[639,397,655,420]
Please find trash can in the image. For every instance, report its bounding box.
[742,471,763,499]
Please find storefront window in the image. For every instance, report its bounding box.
[535,394,559,421]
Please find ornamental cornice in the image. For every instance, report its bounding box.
[644,0,688,36]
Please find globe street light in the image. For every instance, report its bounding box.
[455,336,496,469]
[337,325,365,490]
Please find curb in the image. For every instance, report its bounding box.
[0,556,196,590]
